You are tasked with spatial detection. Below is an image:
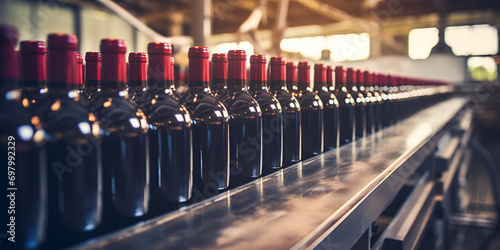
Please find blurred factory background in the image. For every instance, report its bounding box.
[1,0,499,83]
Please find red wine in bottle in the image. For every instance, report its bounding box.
[296,61,323,159]
[89,39,150,231]
[19,40,47,111]
[0,26,48,250]
[128,52,148,103]
[210,53,228,99]
[35,33,102,249]
[356,69,374,135]
[180,47,230,200]
[314,64,339,150]
[269,57,301,167]
[84,52,101,100]
[248,54,283,174]
[334,66,355,145]
[365,71,382,132]
[220,50,262,187]
[346,67,366,139]
[139,42,193,216]
[286,62,299,95]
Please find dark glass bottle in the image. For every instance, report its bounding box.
[248,54,283,174]
[269,57,301,167]
[387,74,400,125]
[356,69,374,135]
[19,40,47,111]
[365,71,382,132]
[76,52,84,94]
[35,33,102,248]
[89,39,150,231]
[346,67,366,139]
[220,50,262,187]
[140,42,193,216]
[378,73,391,128]
[180,46,229,200]
[128,52,148,103]
[286,62,299,95]
[314,64,339,150]
[296,61,323,160]
[334,66,355,145]
[84,52,101,100]
[0,26,48,250]
[211,53,227,99]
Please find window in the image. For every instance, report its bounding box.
[445,24,498,56]
[408,27,439,60]
[467,56,497,81]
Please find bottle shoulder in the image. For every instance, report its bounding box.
[89,94,148,133]
[139,92,191,127]
[181,92,229,123]
[297,91,323,109]
[249,89,282,115]
[221,91,262,118]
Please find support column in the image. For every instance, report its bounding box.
[192,0,212,47]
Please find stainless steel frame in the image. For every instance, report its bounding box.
[72,98,470,250]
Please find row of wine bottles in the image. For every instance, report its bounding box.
[0,25,453,249]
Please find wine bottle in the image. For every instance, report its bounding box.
[334,66,355,145]
[286,62,299,95]
[84,52,101,100]
[36,33,102,248]
[387,74,400,125]
[269,57,301,167]
[248,54,283,174]
[211,53,227,99]
[0,26,48,250]
[140,42,193,215]
[220,50,262,187]
[346,67,366,139]
[19,40,47,111]
[356,69,374,135]
[128,52,148,103]
[365,70,382,132]
[180,46,229,200]
[296,61,323,159]
[314,64,339,150]
[89,39,150,231]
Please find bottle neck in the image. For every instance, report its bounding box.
[211,78,226,92]
[188,57,210,93]
[314,81,326,90]
[269,64,286,91]
[148,54,172,90]
[227,59,246,92]
[249,80,266,91]
[101,52,127,93]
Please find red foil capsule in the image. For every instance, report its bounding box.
[211,53,227,80]
[364,71,373,86]
[47,33,78,86]
[346,67,356,84]
[285,62,297,80]
[19,40,46,82]
[100,39,127,84]
[129,52,147,81]
[249,54,266,82]
[326,65,334,89]
[0,25,18,84]
[297,61,310,87]
[268,57,286,81]
[356,69,364,86]
[335,66,346,85]
[147,42,172,82]
[188,46,210,83]
[85,52,101,81]
[76,53,83,86]
[227,50,247,81]
[314,63,326,85]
